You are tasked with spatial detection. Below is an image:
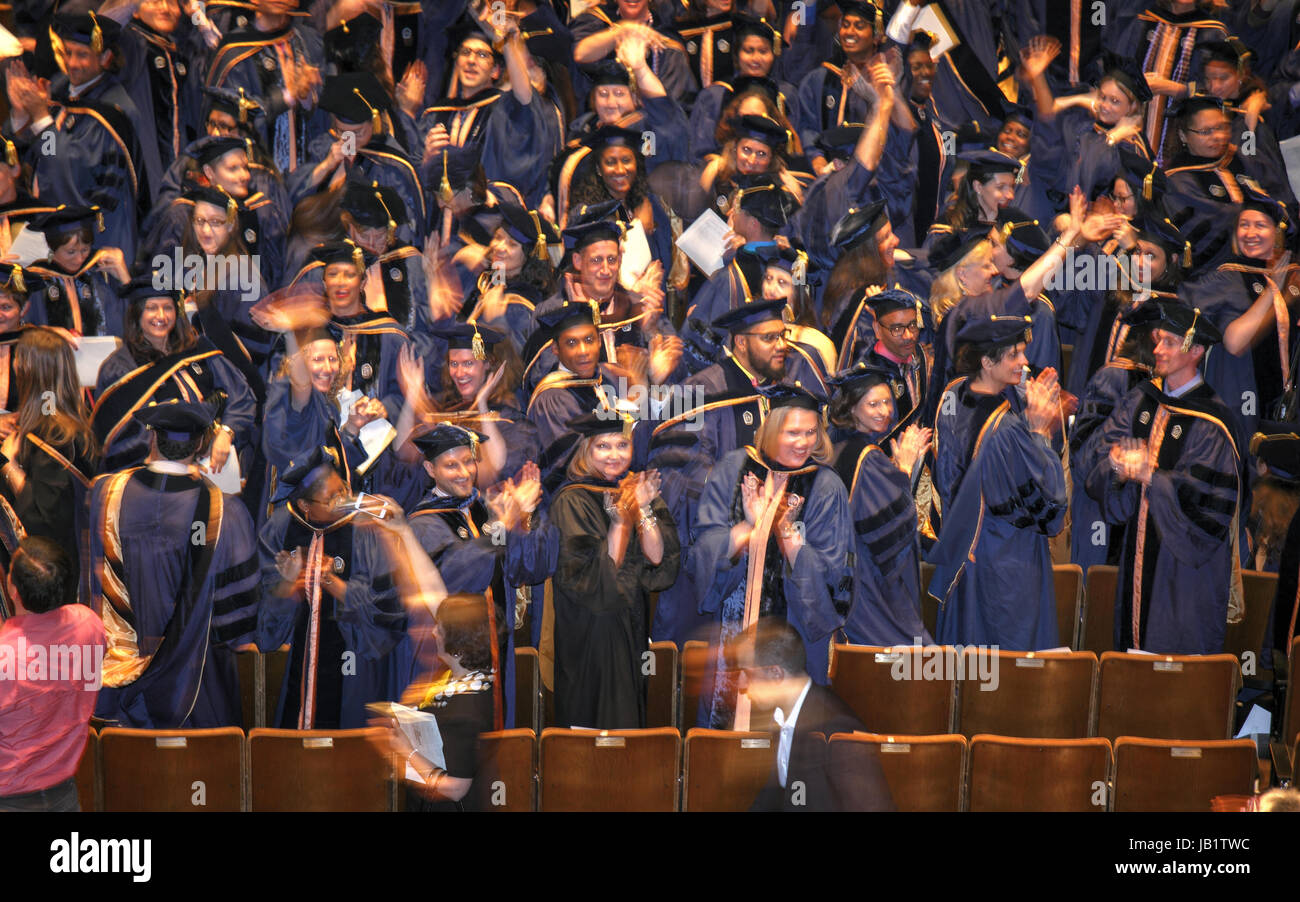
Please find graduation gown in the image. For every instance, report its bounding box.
[290,245,428,341]
[24,253,126,337]
[1068,357,1151,572]
[687,79,798,162]
[1085,377,1243,655]
[257,505,407,729]
[1165,150,1260,273]
[549,477,680,729]
[570,5,698,105]
[139,190,287,289]
[91,467,261,728]
[260,376,365,514]
[406,489,557,728]
[525,362,650,484]
[92,340,258,474]
[928,379,1067,650]
[834,433,932,647]
[689,447,850,727]
[119,20,194,207]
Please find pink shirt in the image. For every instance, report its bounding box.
[0,605,106,796]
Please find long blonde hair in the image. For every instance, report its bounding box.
[754,405,833,466]
[930,239,992,324]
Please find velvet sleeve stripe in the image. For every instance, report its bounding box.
[211,613,259,644]
[1188,463,1237,490]
[214,555,259,589]
[853,492,912,534]
[863,518,916,564]
[212,585,259,619]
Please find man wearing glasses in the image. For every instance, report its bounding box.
[842,288,931,442]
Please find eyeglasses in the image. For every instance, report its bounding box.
[881,322,921,337]
[193,218,230,230]
[458,47,494,62]
[739,329,790,344]
[1186,123,1231,136]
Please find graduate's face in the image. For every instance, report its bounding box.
[192,201,234,255]
[1111,179,1138,219]
[737,36,775,78]
[447,348,487,400]
[587,433,633,481]
[876,221,899,268]
[838,14,874,59]
[955,248,999,296]
[1131,239,1167,285]
[573,240,621,298]
[136,0,181,33]
[981,341,1028,388]
[734,320,787,381]
[1180,109,1231,159]
[346,220,391,257]
[1236,210,1277,260]
[1203,60,1242,101]
[456,39,501,94]
[206,109,240,138]
[771,407,819,468]
[997,120,1031,159]
[51,233,92,273]
[1095,79,1139,127]
[874,307,920,359]
[426,445,478,498]
[989,229,1018,279]
[617,0,649,19]
[304,339,340,393]
[853,383,896,436]
[598,146,638,200]
[908,50,935,103]
[592,85,635,124]
[1151,327,1204,379]
[489,227,526,275]
[61,42,109,87]
[762,265,794,302]
[973,173,1016,218]
[202,150,251,199]
[736,138,774,174]
[140,297,177,348]
[555,323,600,378]
[323,262,364,313]
[296,470,347,524]
[0,293,24,333]
[705,0,734,13]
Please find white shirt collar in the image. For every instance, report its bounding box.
[146,460,193,475]
[1165,373,1204,398]
[68,75,103,99]
[774,678,814,789]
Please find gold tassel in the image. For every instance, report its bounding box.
[471,324,486,361]
[1182,308,1199,352]
[588,298,602,328]
[767,19,780,57]
[791,252,807,286]
[237,88,251,125]
[1143,169,1153,202]
[372,184,397,242]
[528,210,547,260]
[351,241,364,271]
[353,88,382,135]
[95,208,104,232]
[438,152,454,205]
[90,12,102,55]
[225,193,238,224]
[3,139,15,168]
[1183,241,1192,269]
[12,267,25,294]
[621,410,634,439]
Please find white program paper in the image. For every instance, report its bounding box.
[367,702,446,779]
[199,451,242,495]
[74,336,121,387]
[1280,135,1300,202]
[619,218,653,289]
[676,209,730,277]
[336,388,396,474]
[914,4,960,58]
[5,225,49,266]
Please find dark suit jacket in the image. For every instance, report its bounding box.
[750,685,897,812]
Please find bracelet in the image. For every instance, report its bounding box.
[215,424,235,439]
[1054,236,1074,250]
[638,514,658,532]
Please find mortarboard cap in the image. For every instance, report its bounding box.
[733,113,788,149]
[190,135,247,168]
[318,71,388,131]
[1122,298,1222,349]
[132,398,215,442]
[929,227,989,273]
[954,312,1033,347]
[342,178,407,231]
[412,423,487,461]
[310,239,366,271]
[830,200,889,252]
[711,298,788,333]
[1250,422,1300,479]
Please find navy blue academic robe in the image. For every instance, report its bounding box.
[1164,151,1261,274]
[406,491,558,728]
[834,434,932,647]
[689,447,851,727]
[257,506,407,729]
[928,379,1066,650]
[1085,377,1243,655]
[24,256,126,337]
[91,468,261,728]
[687,79,799,162]
[1068,358,1151,573]
[139,190,287,289]
[259,376,366,507]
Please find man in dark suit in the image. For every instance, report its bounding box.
[742,621,896,812]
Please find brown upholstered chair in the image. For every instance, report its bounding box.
[1112,737,1257,812]
[967,735,1112,812]
[100,727,244,812]
[829,643,957,734]
[682,728,776,811]
[467,728,537,812]
[539,727,680,811]
[646,640,679,730]
[1096,652,1239,741]
[247,728,391,811]
[1081,565,1118,656]
[957,649,1098,738]
[1054,563,1084,650]
[515,646,542,735]
[74,727,98,812]
[829,732,967,812]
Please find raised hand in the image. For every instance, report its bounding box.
[741,471,765,526]
[890,423,933,477]
[1019,35,1060,82]
[647,333,683,385]
[474,364,506,412]
[397,61,428,118]
[514,461,543,514]
[397,343,426,404]
[634,469,662,508]
[1026,367,1062,436]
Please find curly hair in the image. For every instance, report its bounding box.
[436,593,498,673]
[569,146,651,212]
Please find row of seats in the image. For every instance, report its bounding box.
[72,726,1271,812]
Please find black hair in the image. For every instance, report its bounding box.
[9,536,74,614]
[747,619,807,676]
[154,432,207,461]
[436,593,497,673]
[955,339,1019,376]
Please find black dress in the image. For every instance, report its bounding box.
[407,673,495,813]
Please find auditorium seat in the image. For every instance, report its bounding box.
[1081,565,1117,656]
[1112,737,1257,812]
[646,640,679,730]
[682,729,775,811]
[1053,563,1084,650]
[967,735,1111,812]
[248,728,391,812]
[829,643,957,734]
[681,640,710,730]
[1223,571,1277,682]
[236,650,263,731]
[957,649,1097,738]
[262,646,290,727]
[467,729,537,812]
[515,646,541,735]
[1096,652,1238,741]
[539,727,680,811]
[100,727,244,812]
[74,727,98,813]
[920,562,937,637]
[829,733,966,812]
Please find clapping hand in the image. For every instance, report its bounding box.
[1026,367,1062,437]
